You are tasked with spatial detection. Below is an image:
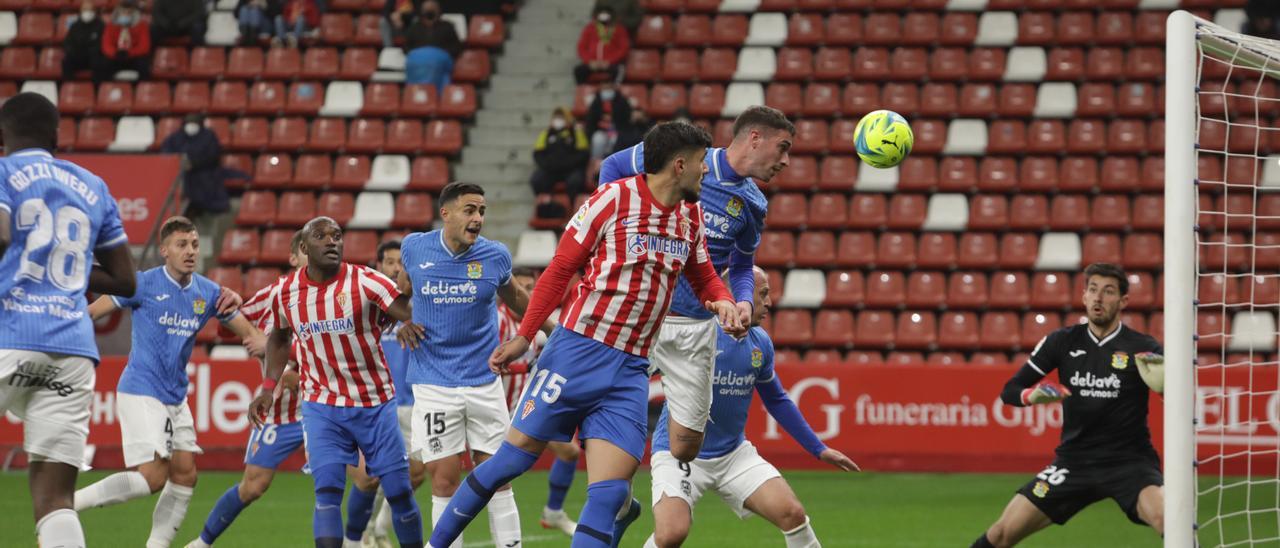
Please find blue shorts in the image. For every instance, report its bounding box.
[510,327,649,461]
[300,401,408,477]
[244,421,306,469]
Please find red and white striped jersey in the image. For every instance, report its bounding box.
[498,302,541,370]
[242,277,301,424]
[271,263,401,407]
[558,175,714,356]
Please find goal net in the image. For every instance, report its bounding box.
[1167,10,1280,548]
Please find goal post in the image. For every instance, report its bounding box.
[1167,10,1280,547]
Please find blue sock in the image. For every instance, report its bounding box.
[345,485,378,541]
[200,484,249,544]
[572,479,630,548]
[380,467,423,548]
[428,441,539,548]
[610,498,641,548]
[546,456,578,511]
[312,464,346,546]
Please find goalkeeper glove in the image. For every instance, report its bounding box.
[1135,352,1165,394]
[1021,382,1071,405]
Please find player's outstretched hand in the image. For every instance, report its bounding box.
[216,288,244,316]
[490,337,531,375]
[249,390,274,428]
[706,299,746,337]
[397,322,426,350]
[243,332,267,358]
[819,448,859,472]
[1135,352,1165,394]
[733,301,752,335]
[1021,382,1071,405]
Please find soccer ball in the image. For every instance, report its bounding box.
[853,110,914,169]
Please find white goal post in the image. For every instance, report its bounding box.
[1167,10,1280,548]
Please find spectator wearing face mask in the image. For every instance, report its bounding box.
[574,6,630,84]
[276,0,320,47]
[94,0,151,81]
[592,0,641,35]
[612,99,652,153]
[236,0,283,45]
[403,0,462,92]
[151,0,208,46]
[583,82,631,160]
[380,0,424,47]
[162,114,231,220]
[530,107,590,219]
[63,0,104,80]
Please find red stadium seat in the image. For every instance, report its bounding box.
[268,117,307,151]
[997,84,1036,118]
[301,47,339,80]
[206,267,244,296]
[1008,195,1048,231]
[976,157,1017,192]
[969,195,1009,231]
[854,311,895,348]
[710,14,748,47]
[307,118,346,152]
[1057,157,1098,193]
[1018,156,1058,193]
[673,14,712,47]
[970,48,1008,81]
[1057,11,1094,45]
[999,233,1039,269]
[1089,195,1132,231]
[189,47,227,79]
[152,47,189,79]
[1117,83,1157,116]
[236,191,277,226]
[57,119,77,151]
[774,48,813,83]
[916,233,957,270]
[898,156,938,191]
[944,271,987,309]
[814,47,853,81]
[863,13,902,46]
[317,192,355,226]
[766,194,807,230]
[896,312,937,350]
[35,47,63,79]
[647,84,687,118]
[919,82,957,117]
[253,154,293,188]
[1049,195,1089,231]
[227,47,265,80]
[275,191,317,227]
[1077,83,1116,117]
[774,155,816,191]
[1021,312,1063,350]
[1046,48,1086,81]
[247,81,286,115]
[244,268,283,297]
[848,194,887,230]
[425,120,464,154]
[1096,12,1133,46]
[293,154,333,189]
[699,48,737,82]
[1130,195,1163,231]
[886,352,924,367]
[1086,48,1126,81]
[230,117,268,151]
[15,12,54,45]
[756,232,795,268]
[836,232,876,268]
[825,13,862,46]
[0,47,35,79]
[219,229,261,265]
[210,81,248,115]
[1258,233,1280,270]
[393,193,434,229]
[979,312,1021,349]
[841,83,879,116]
[802,83,840,117]
[865,271,907,309]
[986,121,1026,155]
[172,81,210,114]
[346,119,386,153]
[905,271,946,309]
[787,13,825,46]
[902,12,940,46]
[852,48,891,81]
[205,117,232,145]
[331,155,372,190]
[1031,272,1073,310]
[956,233,998,270]
[57,82,94,116]
[887,194,927,229]
[409,156,449,191]
[399,84,437,117]
[818,154,857,190]
[1197,312,1230,351]
[791,120,828,155]
[1127,48,1163,80]
[260,229,297,265]
[661,48,698,81]
[844,351,884,367]
[771,310,814,347]
[1018,12,1056,45]
[938,312,980,349]
[1082,233,1123,266]
[130,82,170,115]
[452,49,491,83]
[467,16,505,48]
[911,119,946,155]
[824,270,864,307]
[635,15,673,47]
[938,157,977,193]
[988,271,1029,309]
[264,47,301,79]
[1199,274,1243,307]
[928,47,967,81]
[625,49,660,82]
[881,82,920,118]
[808,193,848,230]
[339,47,377,80]
[803,350,844,367]
[320,13,354,45]
[1249,275,1280,307]
[74,118,114,151]
[1123,233,1163,270]
[384,120,423,154]
[795,232,836,268]
[94,82,133,115]
[812,310,855,347]
[1029,120,1068,154]
[877,232,916,269]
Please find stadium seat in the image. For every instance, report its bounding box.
[130,82,171,115]
[895,312,937,350]
[380,120,424,155]
[210,81,248,115]
[824,270,864,308]
[367,155,411,191]
[790,119,828,154]
[56,118,76,151]
[847,194,887,230]
[1017,12,1055,45]
[152,47,188,79]
[393,193,434,229]
[339,48,377,80]
[346,119,386,154]
[58,82,93,115]
[248,81,286,115]
[902,271,945,309]
[937,312,980,349]
[942,272,986,309]
[914,233,956,270]
[1199,274,1242,307]
[886,195,927,229]
[302,47,340,80]
[1029,120,1068,154]
[252,154,293,188]
[968,195,1008,231]
[1121,233,1163,270]
[331,155,372,190]
[1048,195,1089,231]
[1197,311,1230,351]
[189,47,227,79]
[787,13,824,45]
[394,83,437,117]
[766,83,804,118]
[836,232,876,268]
[256,229,292,265]
[711,14,749,46]
[919,82,957,117]
[803,83,840,117]
[755,232,795,268]
[927,47,967,81]
[635,15,673,47]
[229,117,268,151]
[221,154,253,186]
[1257,233,1280,270]
[841,351,882,367]
[316,192,355,226]
[227,47,264,80]
[771,310,813,347]
[950,233,994,270]
[864,13,902,46]
[940,11,978,45]
[291,154,331,189]
[264,117,305,151]
[813,47,852,81]
[409,156,449,191]
[1082,233,1123,266]
[700,48,737,82]
[348,192,393,229]
[864,271,906,309]
[807,193,847,230]
[662,48,698,81]
[108,117,153,152]
[895,157,935,192]
[171,81,209,114]
[276,191,316,227]
[206,266,244,296]
[94,82,133,115]
[264,47,301,79]
[978,312,1021,349]
[34,47,62,79]
[74,117,114,151]
[808,310,852,348]
[305,118,345,152]
[938,157,977,192]
[780,269,826,309]
[1250,275,1280,307]
[876,232,916,269]
[774,154,816,191]
[1125,272,1157,310]
[794,232,836,268]
[1021,312,1063,350]
[854,311,895,348]
[882,82,920,118]
[219,229,260,265]
[851,47,891,81]
[466,15,504,48]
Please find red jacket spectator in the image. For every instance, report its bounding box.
[283,0,320,28]
[102,16,151,58]
[576,18,629,66]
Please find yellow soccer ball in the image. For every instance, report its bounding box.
[853,109,914,169]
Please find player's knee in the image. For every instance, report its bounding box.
[30,490,72,520]
[984,523,1016,548]
[354,474,380,492]
[430,474,460,497]
[139,467,168,493]
[240,477,271,502]
[653,521,690,548]
[409,463,427,490]
[170,466,198,488]
[556,442,581,461]
[669,440,701,463]
[775,501,808,531]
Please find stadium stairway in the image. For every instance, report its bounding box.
[457,0,590,245]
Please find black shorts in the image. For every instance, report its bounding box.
[1015,456,1163,525]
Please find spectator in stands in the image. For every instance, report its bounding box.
[94,0,151,81]
[613,99,651,153]
[404,0,462,92]
[380,0,424,47]
[574,6,629,84]
[530,107,589,219]
[440,0,511,16]
[63,0,104,80]
[277,0,320,47]
[162,114,233,254]
[593,0,640,35]
[150,0,208,46]
[584,81,631,160]
[236,0,282,45]
[1245,0,1280,39]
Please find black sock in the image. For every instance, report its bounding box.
[971,532,997,548]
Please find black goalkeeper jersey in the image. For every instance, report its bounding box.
[1001,322,1164,462]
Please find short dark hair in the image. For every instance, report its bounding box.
[290,229,305,254]
[0,92,59,151]
[377,239,402,263]
[731,105,795,138]
[643,121,712,174]
[439,182,485,207]
[511,267,538,279]
[160,216,197,241]
[1084,263,1129,295]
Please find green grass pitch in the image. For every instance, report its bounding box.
[0,469,1212,546]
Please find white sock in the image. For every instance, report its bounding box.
[73,471,151,511]
[643,533,659,548]
[342,538,362,548]
[36,508,85,548]
[146,482,194,548]
[374,493,393,537]
[188,539,211,548]
[487,489,521,547]
[431,495,463,548]
[782,516,820,548]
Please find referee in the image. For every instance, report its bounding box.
[972,263,1167,547]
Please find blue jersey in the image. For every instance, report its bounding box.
[654,327,775,459]
[115,267,235,404]
[598,145,767,318]
[400,230,512,387]
[0,149,128,361]
[380,323,414,406]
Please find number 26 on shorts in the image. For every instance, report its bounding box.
[1036,465,1070,486]
[528,369,568,404]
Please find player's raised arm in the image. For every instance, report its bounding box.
[223,314,267,358]
[88,244,138,297]
[86,295,119,321]
[1001,332,1071,407]
[597,142,643,185]
[684,227,743,335]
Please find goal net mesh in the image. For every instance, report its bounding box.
[1193,17,1280,547]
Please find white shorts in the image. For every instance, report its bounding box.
[650,441,781,519]
[411,379,508,462]
[0,350,95,468]
[649,316,719,433]
[116,392,202,468]
[396,404,413,449]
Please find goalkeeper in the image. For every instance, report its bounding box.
[971,263,1166,548]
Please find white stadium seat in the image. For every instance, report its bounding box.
[780,269,826,309]
[319,82,365,117]
[856,164,898,193]
[744,13,787,46]
[723,82,764,117]
[366,155,412,191]
[975,12,1018,47]
[108,116,155,152]
[1033,83,1077,118]
[1034,232,1082,271]
[734,47,776,82]
[514,231,557,267]
[922,194,969,232]
[1004,47,1047,82]
[943,119,987,155]
[347,192,394,229]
